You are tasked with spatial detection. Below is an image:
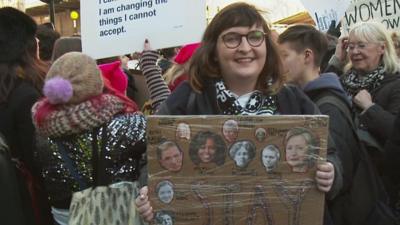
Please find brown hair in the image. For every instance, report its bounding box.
[278,24,328,67]
[189,2,285,94]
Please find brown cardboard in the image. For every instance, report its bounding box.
[147,115,329,225]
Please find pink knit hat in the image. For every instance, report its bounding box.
[98,60,128,94]
[174,43,201,65]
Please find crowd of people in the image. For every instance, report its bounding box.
[0,2,400,225]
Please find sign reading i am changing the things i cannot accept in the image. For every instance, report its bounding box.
[81,0,206,59]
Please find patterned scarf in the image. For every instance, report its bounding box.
[215,80,278,115]
[32,94,125,137]
[341,64,385,96]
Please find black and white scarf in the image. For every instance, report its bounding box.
[341,64,385,96]
[215,80,278,115]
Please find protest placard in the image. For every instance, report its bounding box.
[300,0,351,32]
[343,0,400,33]
[81,0,206,59]
[147,115,329,225]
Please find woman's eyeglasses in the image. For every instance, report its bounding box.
[346,42,382,52]
[221,30,266,49]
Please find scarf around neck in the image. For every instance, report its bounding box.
[215,80,278,115]
[341,64,385,96]
[32,94,125,137]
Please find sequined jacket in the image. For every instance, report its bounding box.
[35,113,146,209]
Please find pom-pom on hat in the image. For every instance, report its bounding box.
[174,43,200,65]
[44,52,104,104]
[0,7,37,63]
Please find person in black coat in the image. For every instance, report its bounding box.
[136,3,342,222]
[384,112,400,218]
[0,7,52,225]
[278,24,397,225]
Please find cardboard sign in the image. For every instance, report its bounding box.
[81,0,206,59]
[147,115,329,225]
[300,0,351,32]
[343,0,400,33]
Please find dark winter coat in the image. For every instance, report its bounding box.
[0,80,41,173]
[358,72,400,145]
[384,112,400,217]
[0,80,40,225]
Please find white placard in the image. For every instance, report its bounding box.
[81,0,206,59]
[300,0,351,32]
[342,0,400,34]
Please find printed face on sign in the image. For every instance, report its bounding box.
[157,181,174,204]
[261,145,280,172]
[255,127,267,142]
[198,138,217,163]
[155,211,174,225]
[222,120,239,143]
[229,140,256,168]
[157,141,183,172]
[176,123,191,140]
[189,131,226,166]
[284,127,318,173]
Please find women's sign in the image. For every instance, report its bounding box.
[147,115,329,225]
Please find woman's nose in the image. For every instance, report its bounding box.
[238,36,252,52]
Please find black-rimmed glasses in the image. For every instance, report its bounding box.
[221,30,266,49]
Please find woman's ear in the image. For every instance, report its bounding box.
[378,42,386,55]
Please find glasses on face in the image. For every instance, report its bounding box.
[221,30,266,49]
[346,42,374,52]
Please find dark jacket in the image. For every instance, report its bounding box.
[384,113,400,217]
[303,73,356,191]
[358,72,400,145]
[157,81,320,115]
[303,73,371,225]
[0,80,39,225]
[0,80,41,173]
[0,134,34,225]
[156,80,343,199]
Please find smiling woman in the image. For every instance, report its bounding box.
[329,22,400,205]
[136,2,342,222]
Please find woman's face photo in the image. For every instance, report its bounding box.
[159,145,183,172]
[234,147,250,167]
[223,120,238,143]
[198,138,216,163]
[155,212,173,225]
[285,135,308,170]
[255,128,266,142]
[158,183,174,204]
[160,214,173,225]
[262,148,279,171]
[176,123,190,140]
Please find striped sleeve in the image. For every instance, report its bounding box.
[139,50,171,111]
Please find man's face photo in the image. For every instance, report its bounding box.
[159,144,183,172]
